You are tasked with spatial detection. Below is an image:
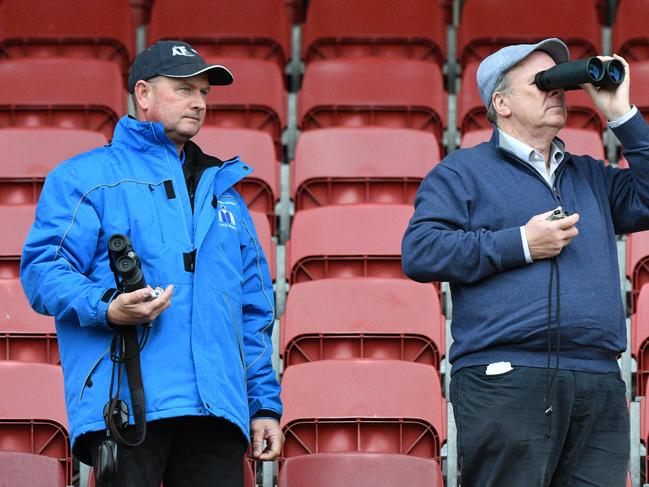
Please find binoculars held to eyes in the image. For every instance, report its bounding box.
[534,57,625,91]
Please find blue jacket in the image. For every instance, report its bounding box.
[402,112,649,373]
[20,116,282,462]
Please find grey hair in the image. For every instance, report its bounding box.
[486,71,513,124]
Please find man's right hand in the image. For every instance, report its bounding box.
[107,284,174,326]
[525,210,580,261]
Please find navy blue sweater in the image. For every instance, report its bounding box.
[402,112,649,373]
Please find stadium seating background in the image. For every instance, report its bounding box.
[0,1,645,486]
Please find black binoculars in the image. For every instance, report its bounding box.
[108,234,147,293]
[535,57,625,91]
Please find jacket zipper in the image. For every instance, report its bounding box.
[500,148,567,205]
[148,123,193,247]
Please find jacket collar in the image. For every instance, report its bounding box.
[111,115,177,156]
[110,115,253,193]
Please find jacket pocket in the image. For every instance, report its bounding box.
[78,344,111,403]
[219,289,246,373]
[147,184,165,244]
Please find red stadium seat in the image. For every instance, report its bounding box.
[0,278,58,365]
[249,210,276,281]
[279,452,444,487]
[148,0,291,69]
[281,278,444,369]
[459,127,606,161]
[456,62,491,133]
[0,0,134,79]
[0,206,36,349]
[0,203,58,365]
[557,128,605,159]
[630,61,649,125]
[0,59,126,141]
[633,287,649,395]
[458,62,605,135]
[0,204,34,263]
[0,203,33,289]
[627,230,649,311]
[201,58,287,159]
[613,0,649,61]
[459,128,492,149]
[0,361,70,484]
[299,58,446,153]
[301,0,446,65]
[292,127,438,211]
[281,359,446,461]
[192,127,279,229]
[0,451,66,487]
[287,205,412,283]
[457,0,601,66]
[0,127,106,205]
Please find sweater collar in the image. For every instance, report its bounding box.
[489,125,568,162]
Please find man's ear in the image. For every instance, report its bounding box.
[134,80,152,112]
[492,91,511,118]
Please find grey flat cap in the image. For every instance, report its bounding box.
[477,38,570,108]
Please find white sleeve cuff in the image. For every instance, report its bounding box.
[608,105,638,128]
[520,226,533,263]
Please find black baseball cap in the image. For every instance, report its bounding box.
[128,40,233,94]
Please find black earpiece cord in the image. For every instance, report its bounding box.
[544,257,561,439]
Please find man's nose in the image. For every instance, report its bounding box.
[190,92,206,111]
[549,88,564,99]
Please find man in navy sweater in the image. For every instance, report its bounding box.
[402,38,649,486]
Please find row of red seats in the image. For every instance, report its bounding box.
[279,359,445,486]
[2,0,647,73]
[6,55,648,160]
[2,204,450,364]
[277,126,443,478]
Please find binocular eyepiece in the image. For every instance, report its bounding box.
[534,57,624,91]
[108,234,147,292]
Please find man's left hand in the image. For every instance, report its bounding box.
[250,418,284,461]
[581,54,631,121]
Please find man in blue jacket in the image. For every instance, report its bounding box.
[21,40,283,487]
[402,37,648,486]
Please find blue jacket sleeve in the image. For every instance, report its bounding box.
[20,163,113,329]
[402,164,527,284]
[237,200,282,422]
[603,111,649,234]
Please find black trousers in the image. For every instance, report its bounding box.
[450,366,629,487]
[86,416,247,487]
